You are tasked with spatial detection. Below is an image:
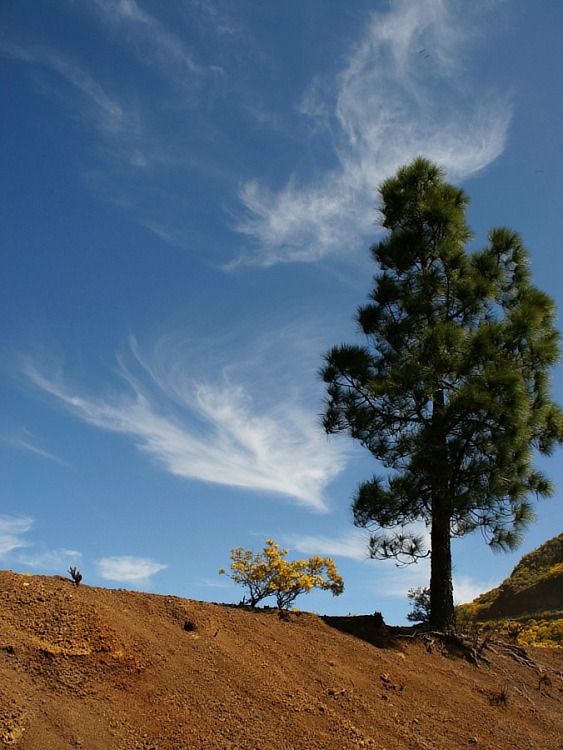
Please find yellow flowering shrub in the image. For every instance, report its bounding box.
[515,618,561,648]
[487,617,563,648]
[219,539,344,609]
[456,611,563,648]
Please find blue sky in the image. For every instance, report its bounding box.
[1,0,562,623]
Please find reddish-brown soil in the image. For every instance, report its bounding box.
[1,571,561,749]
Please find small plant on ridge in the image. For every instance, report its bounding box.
[69,566,82,586]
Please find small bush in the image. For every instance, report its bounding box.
[406,587,431,624]
[69,566,82,586]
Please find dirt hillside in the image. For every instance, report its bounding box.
[1,571,561,750]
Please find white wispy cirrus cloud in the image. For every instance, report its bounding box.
[86,0,206,78]
[96,555,168,584]
[0,515,34,557]
[0,38,150,173]
[21,333,346,511]
[0,427,69,467]
[287,531,373,561]
[234,0,512,267]
[3,2,511,268]
[0,41,128,135]
[19,548,83,572]
[1,3,226,248]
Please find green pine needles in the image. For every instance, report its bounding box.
[321,157,563,631]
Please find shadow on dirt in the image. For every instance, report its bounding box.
[321,612,398,649]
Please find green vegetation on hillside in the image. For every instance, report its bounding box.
[457,534,563,647]
[475,534,563,605]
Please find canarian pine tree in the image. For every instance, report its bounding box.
[321,158,563,631]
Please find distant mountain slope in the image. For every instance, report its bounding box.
[456,534,563,647]
[467,534,563,619]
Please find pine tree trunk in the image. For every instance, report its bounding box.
[429,511,455,631]
[428,386,455,631]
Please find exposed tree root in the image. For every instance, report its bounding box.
[396,629,563,707]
